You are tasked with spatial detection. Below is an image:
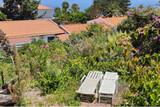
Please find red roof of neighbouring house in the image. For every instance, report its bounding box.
[87,16,127,28]
[0,19,66,39]
[56,34,69,41]
[38,4,52,10]
[103,16,127,26]
[63,24,88,34]
[63,16,127,34]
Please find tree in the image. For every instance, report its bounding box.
[68,3,88,23]
[119,0,131,14]
[54,2,88,24]
[55,7,61,17]
[62,1,69,14]
[2,0,40,20]
[85,4,101,19]
[87,0,130,18]
[71,3,80,13]
[19,0,40,19]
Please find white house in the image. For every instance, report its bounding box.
[37,4,54,19]
[0,19,69,47]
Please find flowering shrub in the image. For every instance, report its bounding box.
[117,7,157,32]
[131,16,160,55]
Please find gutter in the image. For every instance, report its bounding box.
[59,24,71,35]
[49,19,70,35]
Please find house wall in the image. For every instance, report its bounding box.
[38,9,54,19]
[8,37,32,47]
[8,35,56,47]
[7,33,68,47]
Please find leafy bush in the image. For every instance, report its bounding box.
[123,15,160,106]
[130,16,160,55]
[124,54,160,106]
[0,11,7,21]
[0,50,15,86]
[36,65,60,94]
[117,7,156,32]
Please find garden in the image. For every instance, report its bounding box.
[0,7,160,106]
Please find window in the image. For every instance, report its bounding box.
[32,37,39,42]
[47,36,55,42]
[32,38,37,42]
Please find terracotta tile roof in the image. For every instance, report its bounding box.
[62,24,88,34]
[103,16,127,26]
[63,17,127,34]
[38,4,51,10]
[0,19,66,39]
[56,34,69,41]
[87,16,127,28]
[87,17,113,29]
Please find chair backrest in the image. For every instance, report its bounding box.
[77,71,104,95]
[86,71,103,80]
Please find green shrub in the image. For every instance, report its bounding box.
[117,7,156,32]
[0,11,7,21]
[124,56,160,106]
[36,70,59,94]
[130,16,160,55]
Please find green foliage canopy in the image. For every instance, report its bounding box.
[86,0,130,19]
[117,7,157,32]
[54,1,88,24]
[2,0,40,20]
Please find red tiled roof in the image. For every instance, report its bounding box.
[87,16,127,28]
[56,34,69,41]
[63,16,127,34]
[63,24,88,34]
[38,4,51,10]
[103,16,127,26]
[0,19,66,39]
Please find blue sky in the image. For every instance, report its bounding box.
[41,0,159,10]
[0,0,159,10]
[131,0,159,7]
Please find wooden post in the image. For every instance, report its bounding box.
[0,70,5,85]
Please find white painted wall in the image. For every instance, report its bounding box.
[38,9,54,19]
[32,35,56,42]
[10,35,56,48]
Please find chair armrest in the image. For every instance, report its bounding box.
[80,75,86,84]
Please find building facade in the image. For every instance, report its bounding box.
[37,5,54,19]
[0,19,68,47]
